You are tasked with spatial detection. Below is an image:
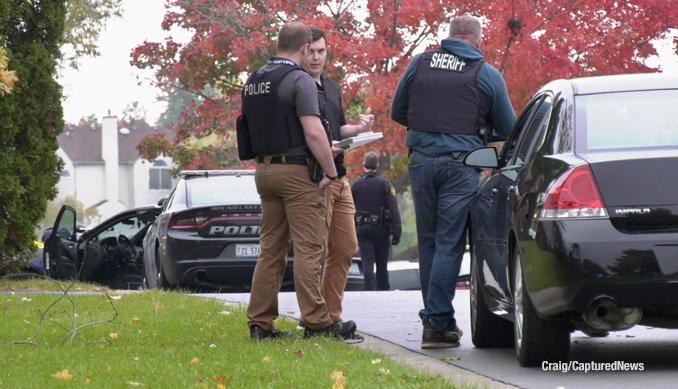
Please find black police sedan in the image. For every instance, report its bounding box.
[464,73,678,367]
[44,205,160,289]
[142,170,364,291]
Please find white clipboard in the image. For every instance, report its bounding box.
[335,132,383,150]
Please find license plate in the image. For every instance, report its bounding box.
[236,244,261,257]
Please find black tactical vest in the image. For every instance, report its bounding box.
[317,77,346,177]
[242,59,307,156]
[406,48,491,137]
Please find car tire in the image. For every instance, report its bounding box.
[513,249,570,367]
[470,244,514,348]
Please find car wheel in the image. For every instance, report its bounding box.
[470,244,514,348]
[513,249,570,367]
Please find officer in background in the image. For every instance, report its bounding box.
[351,152,402,291]
[242,22,358,342]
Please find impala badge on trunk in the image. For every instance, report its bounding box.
[615,208,651,215]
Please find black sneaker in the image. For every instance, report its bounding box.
[421,317,463,349]
[250,325,294,340]
[303,320,359,342]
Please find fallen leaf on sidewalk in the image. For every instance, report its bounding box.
[287,311,295,314]
[441,356,460,361]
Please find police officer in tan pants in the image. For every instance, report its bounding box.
[302,27,374,328]
[240,22,358,342]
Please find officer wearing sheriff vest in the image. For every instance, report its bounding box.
[391,15,517,349]
[241,22,358,342]
[351,152,402,291]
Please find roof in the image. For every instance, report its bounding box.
[570,73,678,96]
[58,124,175,164]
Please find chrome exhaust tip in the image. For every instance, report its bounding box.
[583,297,642,332]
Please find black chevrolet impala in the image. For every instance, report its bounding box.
[464,73,678,366]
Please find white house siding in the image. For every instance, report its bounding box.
[74,164,106,210]
[56,148,75,200]
[133,157,176,207]
[119,163,135,208]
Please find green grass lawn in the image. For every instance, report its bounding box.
[0,280,457,388]
[0,278,108,293]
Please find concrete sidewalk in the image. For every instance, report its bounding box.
[203,290,517,389]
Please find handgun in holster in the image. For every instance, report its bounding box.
[478,125,488,145]
[380,208,393,233]
[308,116,332,182]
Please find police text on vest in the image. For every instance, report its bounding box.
[244,82,271,97]
[430,53,466,72]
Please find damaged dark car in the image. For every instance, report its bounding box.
[44,204,161,289]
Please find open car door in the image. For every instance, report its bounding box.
[44,206,78,280]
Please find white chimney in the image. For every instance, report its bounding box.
[101,114,119,205]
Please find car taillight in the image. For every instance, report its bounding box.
[170,217,197,230]
[540,164,608,219]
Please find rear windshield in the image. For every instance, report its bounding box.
[576,89,678,151]
[186,176,260,207]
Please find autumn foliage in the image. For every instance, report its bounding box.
[131,0,678,178]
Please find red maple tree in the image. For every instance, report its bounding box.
[131,0,678,179]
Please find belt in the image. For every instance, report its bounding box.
[257,156,308,166]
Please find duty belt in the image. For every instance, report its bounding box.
[355,214,379,226]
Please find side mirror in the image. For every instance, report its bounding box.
[464,147,499,169]
[157,196,167,207]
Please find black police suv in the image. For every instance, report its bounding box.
[464,73,678,366]
[142,170,364,291]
